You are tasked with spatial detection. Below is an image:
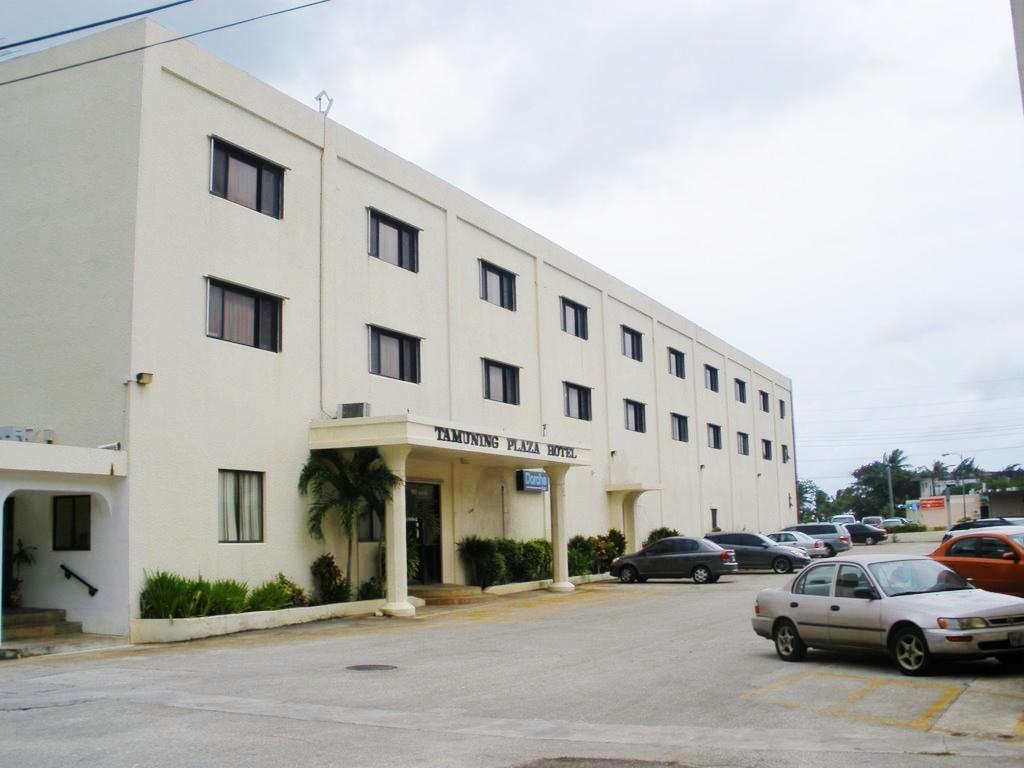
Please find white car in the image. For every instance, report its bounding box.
[751,554,1024,675]
[767,530,830,558]
[830,514,856,525]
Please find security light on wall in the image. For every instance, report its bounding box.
[135,372,154,385]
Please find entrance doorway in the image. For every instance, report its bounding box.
[406,482,441,585]
[2,497,13,607]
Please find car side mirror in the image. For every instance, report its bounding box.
[1002,551,1018,562]
[853,587,879,600]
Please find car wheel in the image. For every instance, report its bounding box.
[825,544,836,557]
[772,557,792,574]
[691,565,712,584]
[891,626,933,676]
[995,653,1024,667]
[773,620,807,662]
[619,565,638,584]
[707,574,720,583]
[866,536,876,546]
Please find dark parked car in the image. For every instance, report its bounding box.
[844,523,888,545]
[942,517,1024,542]
[704,532,811,574]
[610,536,738,584]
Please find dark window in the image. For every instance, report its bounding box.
[707,423,722,449]
[368,210,418,272]
[646,540,673,554]
[369,326,420,383]
[782,444,790,464]
[483,359,519,404]
[734,379,747,403]
[218,470,263,543]
[625,399,646,433]
[211,139,283,218]
[779,399,787,419]
[794,564,836,596]
[671,413,688,442]
[480,261,516,310]
[704,365,719,392]
[737,432,750,455]
[207,279,281,352]
[979,537,1013,559]
[358,504,384,542]
[762,439,773,460]
[622,326,643,361]
[710,508,718,530]
[947,538,981,557]
[668,347,686,378]
[672,539,699,553]
[564,382,592,420]
[53,496,90,551]
[759,390,770,413]
[560,297,588,339]
[835,565,872,598]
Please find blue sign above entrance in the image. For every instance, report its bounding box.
[515,470,549,493]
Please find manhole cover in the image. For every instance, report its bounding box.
[346,664,397,671]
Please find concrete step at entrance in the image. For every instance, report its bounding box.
[407,584,494,606]
[2,607,68,627]
[2,608,83,641]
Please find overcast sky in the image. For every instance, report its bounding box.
[4,1,1023,495]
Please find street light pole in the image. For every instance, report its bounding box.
[942,452,966,523]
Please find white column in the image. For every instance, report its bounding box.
[379,445,415,617]
[548,465,574,593]
[622,493,639,554]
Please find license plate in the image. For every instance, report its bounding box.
[1010,631,1024,648]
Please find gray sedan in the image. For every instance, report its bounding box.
[705,532,811,574]
[611,536,738,584]
[751,554,1024,675]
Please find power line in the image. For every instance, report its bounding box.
[799,407,1024,425]
[797,375,1024,399]
[799,394,1024,413]
[799,425,1024,443]
[0,0,334,88]
[0,1,193,52]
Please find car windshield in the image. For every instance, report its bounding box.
[787,531,812,542]
[1011,534,1024,547]
[868,559,971,597]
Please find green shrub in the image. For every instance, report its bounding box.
[184,576,212,617]
[522,538,552,580]
[311,553,350,604]
[642,527,680,547]
[605,528,627,558]
[246,580,291,612]
[357,576,384,601]
[568,547,591,577]
[887,524,927,534]
[140,571,191,619]
[588,535,619,574]
[207,579,249,615]
[274,573,308,608]
[495,538,528,582]
[457,536,507,588]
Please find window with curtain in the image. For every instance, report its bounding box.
[668,348,685,378]
[782,444,790,463]
[671,413,688,442]
[210,139,283,218]
[621,326,643,361]
[479,261,516,310]
[368,209,418,271]
[707,423,722,449]
[560,297,588,339]
[482,359,519,404]
[759,390,771,413]
[779,399,787,419]
[369,326,420,382]
[624,399,646,432]
[207,279,281,352]
[219,470,263,543]
[564,382,592,420]
[737,432,750,455]
[762,440,773,460]
[704,365,719,392]
[734,379,747,403]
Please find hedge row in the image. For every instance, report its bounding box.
[457,537,553,588]
[568,530,627,576]
[139,572,307,619]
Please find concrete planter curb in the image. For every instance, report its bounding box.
[890,531,944,543]
[130,598,387,644]
[483,572,613,596]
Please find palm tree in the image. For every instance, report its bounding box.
[297,448,401,580]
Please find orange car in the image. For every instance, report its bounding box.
[929,530,1024,597]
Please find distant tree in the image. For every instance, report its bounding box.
[797,480,818,521]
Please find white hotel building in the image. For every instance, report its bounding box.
[0,21,796,636]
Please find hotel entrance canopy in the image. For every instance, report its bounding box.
[307,414,591,618]
[309,415,591,469]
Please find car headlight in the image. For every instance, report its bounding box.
[612,557,620,565]
[937,617,987,630]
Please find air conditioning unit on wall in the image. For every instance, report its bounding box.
[338,403,371,419]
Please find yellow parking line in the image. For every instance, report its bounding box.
[910,685,966,730]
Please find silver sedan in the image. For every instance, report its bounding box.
[767,530,830,558]
[751,554,1024,675]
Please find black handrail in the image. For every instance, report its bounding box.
[59,563,98,597]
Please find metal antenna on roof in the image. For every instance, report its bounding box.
[315,90,333,116]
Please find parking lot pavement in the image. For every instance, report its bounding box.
[0,540,1021,768]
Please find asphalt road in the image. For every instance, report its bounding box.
[1,541,1021,768]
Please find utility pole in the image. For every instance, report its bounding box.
[942,452,966,523]
[883,452,895,518]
